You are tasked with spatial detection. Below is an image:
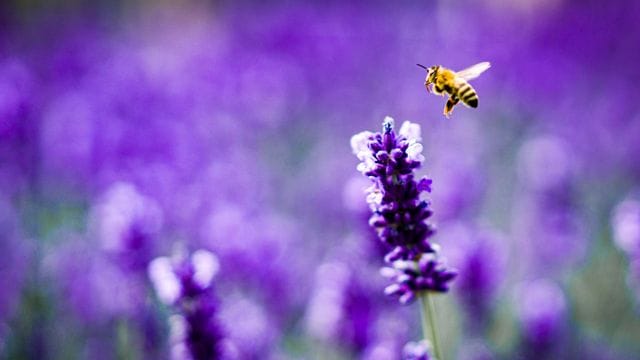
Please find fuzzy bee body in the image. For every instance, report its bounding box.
[418,62,490,118]
[457,82,478,108]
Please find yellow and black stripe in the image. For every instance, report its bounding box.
[457,82,478,108]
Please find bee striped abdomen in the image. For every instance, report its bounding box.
[457,82,478,108]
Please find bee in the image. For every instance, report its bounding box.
[417,62,491,118]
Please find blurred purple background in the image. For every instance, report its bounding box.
[1,0,639,359]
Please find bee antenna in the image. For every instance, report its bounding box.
[416,64,428,70]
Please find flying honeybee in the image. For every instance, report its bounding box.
[417,62,491,118]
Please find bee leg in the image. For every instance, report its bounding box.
[444,96,459,118]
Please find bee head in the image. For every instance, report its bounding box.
[426,65,439,84]
[417,64,439,93]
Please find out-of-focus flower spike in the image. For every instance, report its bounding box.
[148,257,181,305]
[149,249,224,360]
[191,250,220,289]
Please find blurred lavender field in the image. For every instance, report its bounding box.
[1,0,640,359]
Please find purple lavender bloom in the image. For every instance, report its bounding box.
[611,196,640,307]
[352,117,457,303]
[361,312,411,360]
[200,206,307,326]
[512,136,586,276]
[45,236,144,325]
[381,249,457,305]
[426,121,487,223]
[305,262,355,346]
[89,182,163,273]
[443,223,507,331]
[149,249,223,360]
[304,230,415,357]
[351,117,435,259]
[305,261,377,353]
[0,58,32,133]
[612,196,640,257]
[515,279,567,352]
[0,58,35,198]
[402,340,433,360]
[342,176,391,260]
[217,294,275,359]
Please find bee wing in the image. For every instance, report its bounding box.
[456,62,491,81]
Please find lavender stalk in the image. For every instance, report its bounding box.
[352,117,457,359]
[420,293,441,360]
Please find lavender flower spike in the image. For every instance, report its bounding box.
[149,249,224,360]
[351,117,436,259]
[353,117,456,359]
[351,117,457,303]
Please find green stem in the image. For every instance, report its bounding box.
[419,292,443,360]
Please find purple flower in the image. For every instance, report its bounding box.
[517,136,573,193]
[381,249,457,305]
[351,117,434,258]
[149,249,223,360]
[45,236,144,324]
[360,312,410,360]
[612,196,640,257]
[426,121,487,222]
[611,195,640,307]
[218,294,276,359]
[304,230,415,357]
[0,58,35,198]
[0,58,32,139]
[402,340,433,360]
[200,206,307,325]
[38,91,96,191]
[305,261,376,353]
[89,182,163,273]
[443,222,507,331]
[512,136,586,276]
[515,279,566,349]
[352,117,457,303]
